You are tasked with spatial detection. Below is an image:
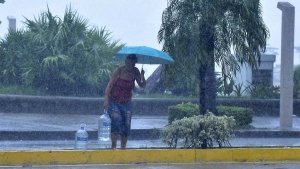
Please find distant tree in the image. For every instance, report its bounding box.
[0,6,122,96]
[158,0,269,114]
[294,65,300,98]
[0,29,29,85]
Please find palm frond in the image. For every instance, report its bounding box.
[42,54,69,67]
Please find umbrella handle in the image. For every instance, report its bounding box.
[140,66,145,84]
[141,65,145,76]
[140,64,144,74]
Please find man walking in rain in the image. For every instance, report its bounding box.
[103,54,146,149]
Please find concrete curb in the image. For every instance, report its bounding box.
[1,129,300,141]
[1,148,300,165]
[234,129,300,137]
[0,129,161,141]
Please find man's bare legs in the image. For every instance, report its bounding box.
[121,110,131,149]
[121,135,127,149]
[111,134,127,149]
[110,110,130,150]
[110,111,119,150]
[111,133,117,149]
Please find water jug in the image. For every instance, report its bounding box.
[98,109,111,142]
[75,123,88,149]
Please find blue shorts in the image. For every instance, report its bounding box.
[108,100,132,136]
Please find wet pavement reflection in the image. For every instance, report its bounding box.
[1,163,300,169]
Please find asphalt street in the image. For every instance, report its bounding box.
[1,163,300,169]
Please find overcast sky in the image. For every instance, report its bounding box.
[0,0,299,77]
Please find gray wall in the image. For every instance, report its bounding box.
[1,94,300,116]
[0,95,195,115]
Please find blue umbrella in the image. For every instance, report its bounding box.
[115,46,174,64]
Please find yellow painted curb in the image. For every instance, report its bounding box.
[0,149,195,165]
[195,148,300,162]
[1,148,300,165]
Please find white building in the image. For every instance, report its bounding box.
[233,53,276,96]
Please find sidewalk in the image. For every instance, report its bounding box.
[0,112,167,131]
[1,112,300,149]
[0,112,166,140]
[2,113,300,132]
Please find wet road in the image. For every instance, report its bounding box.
[1,163,300,169]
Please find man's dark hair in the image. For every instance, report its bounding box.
[126,54,138,63]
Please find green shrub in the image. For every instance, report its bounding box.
[217,105,253,127]
[248,83,280,99]
[161,112,236,148]
[168,102,199,124]
[168,103,253,128]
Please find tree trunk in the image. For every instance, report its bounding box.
[198,55,216,149]
[206,59,217,114]
[198,63,217,114]
[198,54,217,115]
[199,65,206,115]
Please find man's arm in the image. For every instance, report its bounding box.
[103,68,120,109]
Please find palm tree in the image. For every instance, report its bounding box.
[158,0,269,114]
[0,6,122,96]
[22,6,122,95]
[0,29,28,85]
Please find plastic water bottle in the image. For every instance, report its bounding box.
[98,110,111,142]
[75,123,88,149]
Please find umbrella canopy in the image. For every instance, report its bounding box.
[115,46,174,64]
